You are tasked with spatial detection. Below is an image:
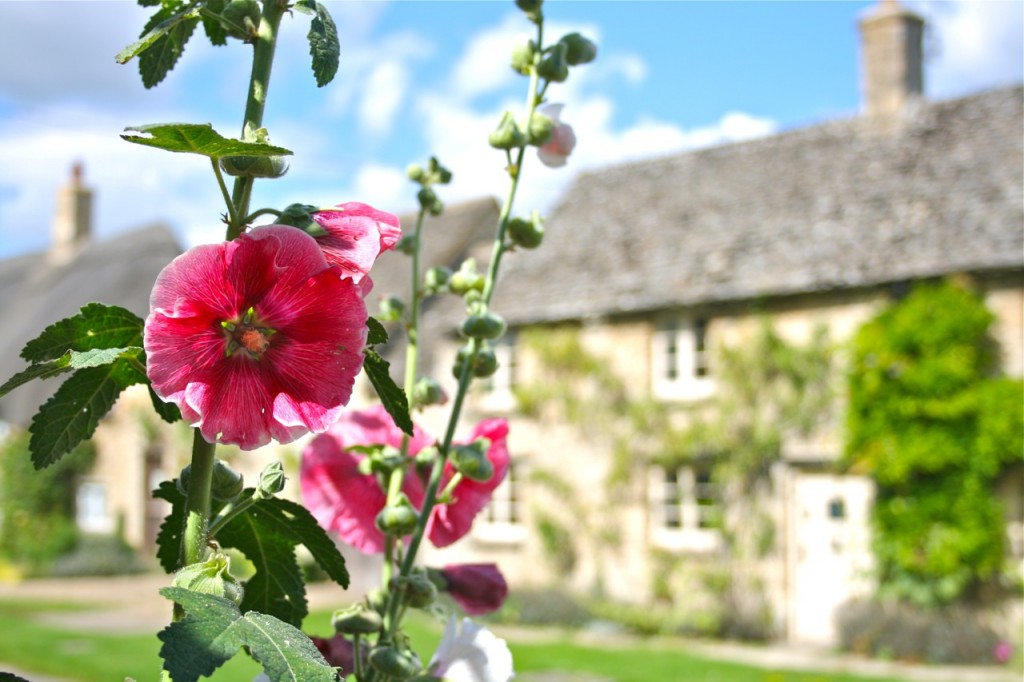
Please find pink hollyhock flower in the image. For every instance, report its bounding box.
[311,202,401,283]
[144,226,368,450]
[300,406,509,552]
[438,564,509,616]
[300,405,433,553]
[536,103,576,168]
[428,617,514,682]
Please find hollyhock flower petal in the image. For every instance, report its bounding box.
[429,617,514,682]
[145,226,367,450]
[536,103,576,168]
[300,405,432,553]
[428,419,510,548]
[312,202,401,282]
[440,564,509,616]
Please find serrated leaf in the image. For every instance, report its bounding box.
[154,480,186,572]
[28,360,146,469]
[304,0,339,87]
[115,2,200,65]
[366,316,388,346]
[0,673,32,682]
[21,302,144,363]
[200,0,229,46]
[363,349,413,436]
[158,587,340,682]
[138,8,199,88]
[68,346,143,369]
[0,356,72,398]
[216,493,349,627]
[122,123,292,159]
[150,385,183,424]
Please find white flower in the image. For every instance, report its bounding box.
[429,617,514,682]
[536,103,576,168]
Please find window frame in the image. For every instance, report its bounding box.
[649,464,722,552]
[651,315,715,401]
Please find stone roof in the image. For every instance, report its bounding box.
[0,224,181,425]
[493,85,1024,325]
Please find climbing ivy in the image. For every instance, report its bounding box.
[845,279,1023,606]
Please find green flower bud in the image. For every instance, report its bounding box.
[510,39,537,76]
[376,494,419,537]
[173,553,244,605]
[332,604,383,635]
[452,439,495,482]
[460,310,507,341]
[508,212,545,249]
[369,646,421,680]
[219,155,290,179]
[488,112,526,151]
[378,295,406,323]
[525,110,555,146]
[515,0,543,23]
[417,187,438,211]
[449,259,485,296]
[276,203,319,233]
[423,266,452,294]
[428,198,444,217]
[390,570,438,609]
[412,377,447,409]
[452,344,500,379]
[537,42,570,83]
[220,0,261,41]
[366,587,389,615]
[426,157,453,185]
[255,461,286,499]
[406,163,425,183]
[210,459,244,501]
[558,32,598,66]
[395,234,416,256]
[415,445,440,474]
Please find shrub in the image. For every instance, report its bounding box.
[836,598,1004,664]
[48,534,149,577]
[490,588,592,627]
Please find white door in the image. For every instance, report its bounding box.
[787,473,874,644]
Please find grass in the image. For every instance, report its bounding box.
[0,598,953,682]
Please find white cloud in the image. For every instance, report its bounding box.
[359,60,410,136]
[910,0,1023,98]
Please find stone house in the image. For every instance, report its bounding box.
[410,2,1024,644]
[0,164,186,550]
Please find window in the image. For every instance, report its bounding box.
[76,481,114,534]
[652,316,714,400]
[475,461,526,544]
[650,465,721,552]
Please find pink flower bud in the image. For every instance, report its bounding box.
[438,564,509,615]
[536,104,576,168]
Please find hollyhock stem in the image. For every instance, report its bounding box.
[226,0,285,239]
[177,0,284,591]
[380,20,545,649]
[182,433,216,568]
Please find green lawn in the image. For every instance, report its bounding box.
[0,599,926,682]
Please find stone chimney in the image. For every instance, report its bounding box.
[858,0,925,118]
[50,162,93,264]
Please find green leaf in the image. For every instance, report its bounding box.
[21,302,144,363]
[363,349,413,436]
[216,493,349,627]
[138,7,199,89]
[0,356,72,399]
[200,0,229,46]
[300,0,340,87]
[115,1,200,65]
[158,587,340,682]
[154,480,186,572]
[366,316,388,346]
[149,385,183,424]
[28,360,146,469]
[122,123,293,159]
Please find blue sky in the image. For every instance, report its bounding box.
[0,1,1021,259]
